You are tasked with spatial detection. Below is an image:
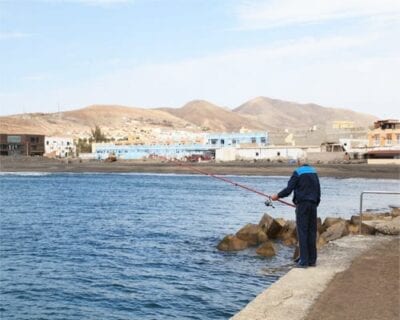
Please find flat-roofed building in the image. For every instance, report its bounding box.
[45,136,76,158]
[0,134,45,156]
[368,119,400,147]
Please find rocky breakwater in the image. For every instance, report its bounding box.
[217,208,400,258]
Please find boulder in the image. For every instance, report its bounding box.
[373,217,400,235]
[350,215,361,226]
[217,235,249,251]
[256,241,276,257]
[360,222,377,235]
[321,221,348,242]
[258,213,283,239]
[236,223,267,246]
[317,233,327,249]
[347,223,360,234]
[278,220,297,246]
[275,218,287,228]
[391,207,400,217]
[322,217,345,232]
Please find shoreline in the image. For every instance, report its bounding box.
[0,157,399,179]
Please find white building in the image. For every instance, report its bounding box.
[45,137,76,158]
[216,146,319,162]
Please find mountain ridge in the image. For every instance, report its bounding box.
[0,97,378,138]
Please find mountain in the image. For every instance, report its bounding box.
[234,97,377,130]
[159,100,266,132]
[0,97,378,139]
[0,105,195,138]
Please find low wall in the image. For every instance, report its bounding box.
[368,158,400,165]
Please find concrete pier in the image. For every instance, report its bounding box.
[231,235,397,320]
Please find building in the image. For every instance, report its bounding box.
[368,119,400,147]
[206,132,268,148]
[0,134,45,156]
[45,137,76,158]
[215,146,320,162]
[93,143,213,160]
[332,121,355,129]
[366,120,400,164]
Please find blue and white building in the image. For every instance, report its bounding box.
[92,132,269,161]
[206,132,268,148]
[93,143,213,160]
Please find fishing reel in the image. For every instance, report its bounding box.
[264,197,275,208]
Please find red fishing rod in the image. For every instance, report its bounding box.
[168,159,295,208]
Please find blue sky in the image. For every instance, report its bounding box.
[0,0,399,118]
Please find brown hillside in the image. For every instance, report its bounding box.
[234,97,377,130]
[0,105,194,137]
[160,100,266,132]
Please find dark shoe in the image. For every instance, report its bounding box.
[308,263,316,267]
[294,257,300,263]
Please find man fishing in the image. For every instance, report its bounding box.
[271,163,321,268]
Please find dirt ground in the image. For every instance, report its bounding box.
[305,238,400,320]
[0,156,399,179]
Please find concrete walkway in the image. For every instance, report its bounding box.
[305,237,399,320]
[231,235,398,320]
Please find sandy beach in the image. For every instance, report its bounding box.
[0,156,399,179]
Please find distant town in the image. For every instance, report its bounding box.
[0,119,399,165]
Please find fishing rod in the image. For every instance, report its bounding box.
[168,158,296,208]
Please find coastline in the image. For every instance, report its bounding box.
[0,157,399,179]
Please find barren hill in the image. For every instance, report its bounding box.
[159,100,266,132]
[0,97,378,139]
[234,97,377,130]
[0,105,194,138]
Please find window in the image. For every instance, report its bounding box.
[386,134,392,146]
[397,134,400,145]
[277,152,281,156]
[255,152,259,156]
[374,134,380,146]
[261,137,266,144]
[46,141,49,145]
[251,138,256,143]
[220,139,224,145]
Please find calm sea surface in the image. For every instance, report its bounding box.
[0,173,399,320]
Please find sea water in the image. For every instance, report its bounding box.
[0,173,398,319]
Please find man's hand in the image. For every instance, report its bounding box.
[270,194,279,201]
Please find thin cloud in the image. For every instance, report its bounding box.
[235,0,400,29]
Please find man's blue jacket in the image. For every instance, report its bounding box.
[278,164,321,206]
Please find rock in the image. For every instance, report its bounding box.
[391,207,400,217]
[236,223,267,246]
[321,221,349,242]
[347,223,360,234]
[256,241,276,257]
[317,234,327,249]
[373,217,400,235]
[360,222,377,235]
[322,217,345,232]
[350,215,361,226]
[217,235,249,251]
[258,213,283,239]
[278,220,297,245]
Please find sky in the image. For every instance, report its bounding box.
[0,0,399,118]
